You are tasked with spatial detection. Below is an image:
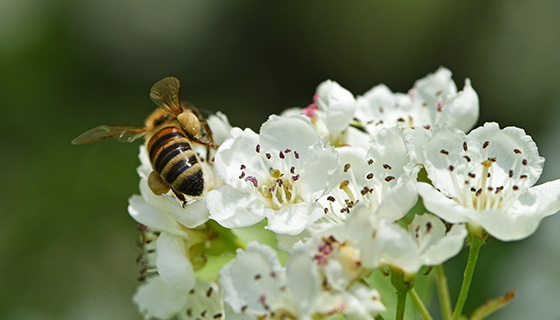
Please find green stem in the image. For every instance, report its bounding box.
[409,288,433,320]
[436,264,452,320]
[396,289,407,320]
[452,233,484,320]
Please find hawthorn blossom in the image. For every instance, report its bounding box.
[418,122,560,241]
[130,223,195,319]
[220,241,385,320]
[219,242,321,320]
[285,80,365,147]
[356,67,479,133]
[356,67,479,163]
[373,213,467,274]
[206,115,341,235]
[276,126,419,251]
[321,126,419,222]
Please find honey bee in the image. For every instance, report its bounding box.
[72,77,218,205]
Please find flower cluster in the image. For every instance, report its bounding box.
[126,68,560,320]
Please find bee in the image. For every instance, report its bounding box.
[72,77,218,205]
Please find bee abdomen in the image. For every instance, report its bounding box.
[147,126,204,197]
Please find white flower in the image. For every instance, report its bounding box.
[295,208,387,319]
[219,242,321,320]
[131,228,195,319]
[128,190,220,318]
[323,127,419,221]
[356,67,479,133]
[356,68,479,164]
[276,126,419,251]
[418,122,560,241]
[286,80,363,147]
[206,115,341,235]
[374,214,467,274]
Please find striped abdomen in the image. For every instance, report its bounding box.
[147,126,204,196]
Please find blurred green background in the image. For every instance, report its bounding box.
[1,1,559,319]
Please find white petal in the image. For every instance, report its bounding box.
[367,126,417,176]
[512,179,560,218]
[139,177,209,228]
[206,186,266,229]
[345,205,381,268]
[476,180,560,241]
[219,242,286,313]
[156,233,195,301]
[259,115,321,160]
[374,167,420,221]
[407,127,430,165]
[422,125,474,197]
[137,146,153,180]
[439,79,479,132]
[128,195,187,237]
[414,67,457,105]
[317,80,357,136]
[420,223,467,266]
[213,128,261,187]
[133,277,182,320]
[356,84,394,123]
[265,202,325,235]
[468,122,544,187]
[417,182,474,224]
[343,126,371,149]
[345,283,386,319]
[286,248,320,318]
[207,111,233,145]
[134,233,195,318]
[376,220,422,274]
[180,279,224,320]
[299,144,341,200]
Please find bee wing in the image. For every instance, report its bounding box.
[149,77,183,115]
[72,125,146,144]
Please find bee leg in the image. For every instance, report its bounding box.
[190,106,216,145]
[170,188,188,208]
[148,171,170,195]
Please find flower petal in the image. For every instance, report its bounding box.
[259,115,321,160]
[476,180,560,241]
[139,178,209,228]
[207,186,267,229]
[207,111,233,145]
[376,220,421,274]
[214,127,261,187]
[439,79,479,132]
[298,143,341,200]
[128,195,186,237]
[467,122,544,187]
[374,166,420,221]
[413,67,457,108]
[219,242,286,313]
[180,279,224,320]
[265,202,325,235]
[316,80,357,136]
[133,277,182,319]
[417,182,474,224]
[133,233,195,318]
[420,222,467,266]
[156,233,195,300]
[286,248,320,318]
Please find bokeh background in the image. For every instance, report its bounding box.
[1,1,559,319]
